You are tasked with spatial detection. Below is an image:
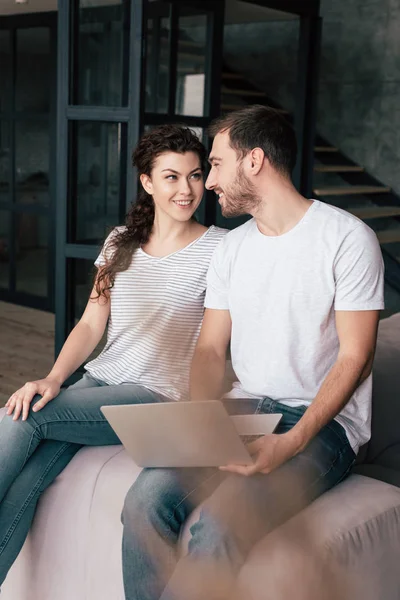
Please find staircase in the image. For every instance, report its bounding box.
[219,68,400,312]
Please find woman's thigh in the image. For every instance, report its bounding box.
[27,378,163,446]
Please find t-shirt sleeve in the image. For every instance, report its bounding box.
[334,224,385,311]
[204,237,230,310]
[94,228,120,268]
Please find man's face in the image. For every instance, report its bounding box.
[205,131,261,217]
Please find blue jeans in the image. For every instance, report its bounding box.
[121,398,356,600]
[0,374,161,586]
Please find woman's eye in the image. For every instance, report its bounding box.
[166,175,177,180]
[190,173,202,180]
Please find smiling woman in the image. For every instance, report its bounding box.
[0,123,228,591]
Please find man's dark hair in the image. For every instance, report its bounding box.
[208,104,297,178]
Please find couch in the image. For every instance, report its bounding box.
[2,313,400,600]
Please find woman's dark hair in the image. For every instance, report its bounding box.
[209,104,297,178]
[94,124,206,298]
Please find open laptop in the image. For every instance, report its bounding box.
[101,401,282,468]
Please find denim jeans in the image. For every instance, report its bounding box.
[0,374,161,586]
[121,398,356,600]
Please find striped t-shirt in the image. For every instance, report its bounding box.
[85,225,227,401]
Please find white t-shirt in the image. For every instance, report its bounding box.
[86,225,227,401]
[205,200,385,452]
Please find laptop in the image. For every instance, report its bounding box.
[101,401,282,468]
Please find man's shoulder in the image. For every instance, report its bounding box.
[312,200,378,243]
[314,200,363,231]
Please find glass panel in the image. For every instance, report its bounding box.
[15,121,50,207]
[0,31,11,113]
[68,258,106,358]
[15,213,48,297]
[145,16,171,114]
[175,14,207,117]
[16,28,51,113]
[71,1,129,106]
[0,120,11,204]
[68,121,123,244]
[0,210,10,290]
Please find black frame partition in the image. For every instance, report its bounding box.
[55,0,144,354]
[0,12,57,311]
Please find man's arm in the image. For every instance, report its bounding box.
[287,309,379,452]
[222,309,379,475]
[190,308,232,401]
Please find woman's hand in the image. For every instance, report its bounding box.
[6,377,61,421]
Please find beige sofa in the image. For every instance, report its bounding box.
[2,314,400,600]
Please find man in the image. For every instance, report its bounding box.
[122,105,384,600]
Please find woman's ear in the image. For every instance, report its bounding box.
[140,173,153,195]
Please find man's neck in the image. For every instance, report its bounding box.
[252,182,313,238]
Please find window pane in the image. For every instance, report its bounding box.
[15,213,48,297]
[145,17,170,114]
[16,28,51,113]
[0,210,10,290]
[0,120,11,204]
[0,31,11,113]
[68,121,124,244]
[71,1,129,106]
[15,121,50,207]
[175,14,207,117]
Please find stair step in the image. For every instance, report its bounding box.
[221,103,288,114]
[150,35,202,51]
[314,185,391,197]
[377,229,400,244]
[176,51,204,63]
[314,165,364,173]
[222,72,244,80]
[347,206,400,220]
[221,87,268,98]
[314,146,338,153]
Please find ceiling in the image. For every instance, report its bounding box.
[0,0,297,21]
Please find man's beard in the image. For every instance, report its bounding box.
[220,164,262,218]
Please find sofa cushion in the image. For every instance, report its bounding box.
[2,444,139,600]
[367,312,400,465]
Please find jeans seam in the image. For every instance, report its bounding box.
[21,418,110,466]
[0,442,75,555]
[167,471,222,541]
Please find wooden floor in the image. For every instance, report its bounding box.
[0,302,55,407]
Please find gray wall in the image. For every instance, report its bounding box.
[223,0,400,195]
[319,0,400,194]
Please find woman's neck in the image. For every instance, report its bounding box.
[141,214,207,258]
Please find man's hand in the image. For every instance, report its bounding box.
[220,432,300,476]
[6,377,61,421]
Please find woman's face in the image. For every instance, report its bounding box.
[140,151,204,222]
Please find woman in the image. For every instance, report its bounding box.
[0,124,227,586]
